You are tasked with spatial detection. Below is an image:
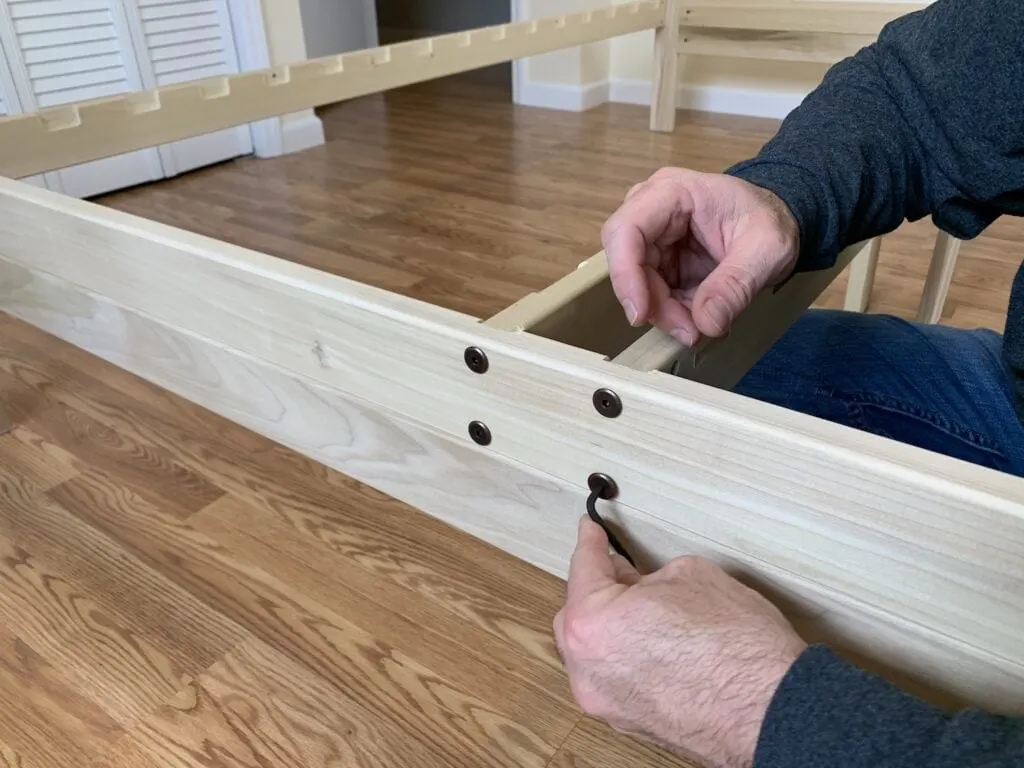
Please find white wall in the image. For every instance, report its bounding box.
[512,0,612,110]
[299,0,378,57]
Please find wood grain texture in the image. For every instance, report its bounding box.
[8,208,1024,736]
[650,0,682,132]
[679,27,875,64]
[679,1,926,35]
[844,237,881,312]
[6,162,1024,690]
[917,231,963,323]
[0,72,1020,768]
[96,71,1018,332]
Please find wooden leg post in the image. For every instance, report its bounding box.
[916,229,961,324]
[650,0,681,132]
[843,236,881,313]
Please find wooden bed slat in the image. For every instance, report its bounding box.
[679,1,926,35]
[484,252,648,360]
[614,238,861,381]
[679,27,875,64]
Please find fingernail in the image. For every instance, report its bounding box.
[622,299,638,325]
[706,297,731,332]
[671,327,694,346]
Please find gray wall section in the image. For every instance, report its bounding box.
[298,0,380,58]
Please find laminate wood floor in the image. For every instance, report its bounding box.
[0,69,1019,768]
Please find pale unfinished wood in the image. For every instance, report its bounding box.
[0,0,665,180]
[678,1,927,35]
[844,237,882,313]
[2,179,1024,718]
[484,252,648,359]
[917,230,962,324]
[615,239,862,383]
[669,1,948,320]
[650,0,682,133]
[679,28,875,64]
[6,251,1024,716]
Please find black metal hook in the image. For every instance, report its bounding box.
[585,473,635,568]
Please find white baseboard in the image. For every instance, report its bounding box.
[514,80,610,112]
[610,78,809,120]
[514,76,811,121]
[281,112,326,154]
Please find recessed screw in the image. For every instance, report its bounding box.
[593,388,622,418]
[464,346,489,374]
[468,420,492,445]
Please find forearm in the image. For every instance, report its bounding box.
[755,645,1024,767]
[726,0,1024,271]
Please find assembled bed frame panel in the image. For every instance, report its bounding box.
[0,0,1021,718]
[678,1,925,35]
[652,0,961,322]
[484,251,649,360]
[614,240,862,380]
[0,0,666,180]
[2,178,1024,715]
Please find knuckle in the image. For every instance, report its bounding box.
[662,556,695,578]
[566,674,612,720]
[600,215,619,244]
[562,610,599,656]
[651,165,684,182]
[663,554,707,578]
[624,181,646,201]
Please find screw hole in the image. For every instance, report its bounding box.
[468,420,492,445]
[464,346,489,374]
[592,388,622,418]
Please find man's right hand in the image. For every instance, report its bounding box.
[601,167,801,347]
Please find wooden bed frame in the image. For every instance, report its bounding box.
[1,0,1021,719]
[650,0,962,323]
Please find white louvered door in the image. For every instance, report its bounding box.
[120,0,253,176]
[0,0,166,197]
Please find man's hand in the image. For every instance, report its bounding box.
[553,517,808,768]
[601,167,800,347]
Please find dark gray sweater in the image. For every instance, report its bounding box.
[727,0,1024,422]
[723,0,1024,764]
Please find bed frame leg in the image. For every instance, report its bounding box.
[916,229,961,324]
[650,0,681,132]
[843,236,881,312]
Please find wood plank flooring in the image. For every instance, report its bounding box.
[0,69,1020,767]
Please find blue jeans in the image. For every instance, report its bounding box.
[733,309,1024,478]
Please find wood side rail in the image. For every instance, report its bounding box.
[2,177,1024,714]
[0,0,666,180]
[0,0,1015,724]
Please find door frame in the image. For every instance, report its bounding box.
[224,0,285,157]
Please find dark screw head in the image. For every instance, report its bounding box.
[592,388,622,418]
[588,472,618,500]
[464,346,489,374]
[468,420,492,445]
